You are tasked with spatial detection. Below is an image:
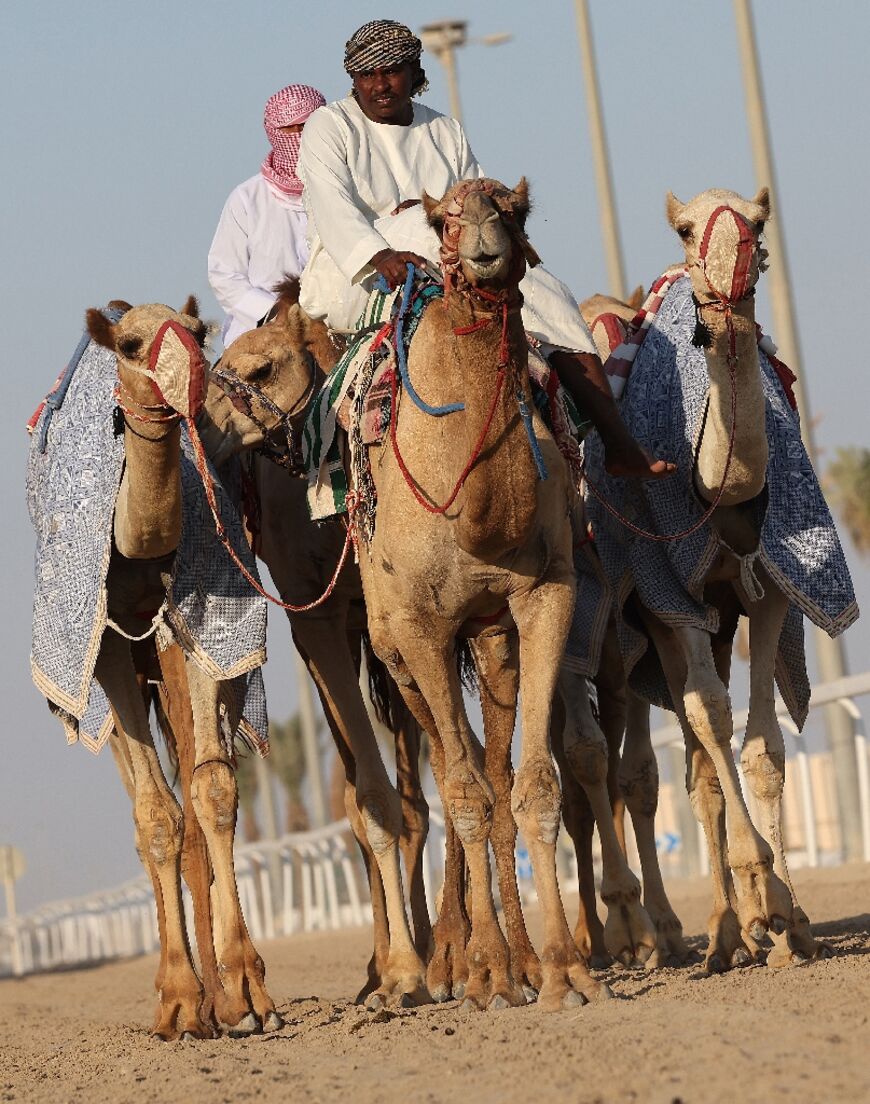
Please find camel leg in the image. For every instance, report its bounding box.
[552,703,607,966]
[619,691,692,967]
[740,578,831,966]
[509,581,610,1011]
[643,615,789,970]
[425,729,471,1002]
[472,629,541,998]
[558,668,656,969]
[292,617,428,1008]
[291,623,393,1002]
[374,615,517,1012]
[184,659,280,1036]
[391,684,433,961]
[155,644,222,1030]
[95,634,210,1040]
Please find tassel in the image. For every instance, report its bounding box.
[691,297,713,348]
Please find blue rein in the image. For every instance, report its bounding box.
[376,263,547,479]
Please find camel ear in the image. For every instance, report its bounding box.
[752,186,771,221]
[665,191,684,229]
[422,191,447,227]
[627,284,645,311]
[284,303,307,348]
[86,308,116,350]
[509,177,531,225]
[106,299,132,313]
[179,295,199,318]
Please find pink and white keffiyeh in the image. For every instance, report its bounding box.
[261,84,325,196]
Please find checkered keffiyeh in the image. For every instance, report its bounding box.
[344,20,423,76]
[261,84,325,196]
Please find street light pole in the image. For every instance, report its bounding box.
[419,21,511,128]
[572,0,627,301]
[733,0,860,859]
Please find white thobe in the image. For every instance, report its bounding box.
[208,173,310,347]
[298,96,595,356]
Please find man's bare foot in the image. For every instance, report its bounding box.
[604,441,676,480]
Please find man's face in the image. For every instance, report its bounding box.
[353,64,414,123]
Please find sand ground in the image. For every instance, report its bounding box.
[1,863,868,1104]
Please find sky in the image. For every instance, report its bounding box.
[1,0,868,912]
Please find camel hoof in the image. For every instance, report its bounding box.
[818,942,835,960]
[522,985,537,1004]
[430,985,451,1003]
[769,914,788,935]
[459,997,481,1014]
[707,954,726,975]
[732,947,752,967]
[227,1013,260,1038]
[395,993,416,1009]
[453,981,466,1001]
[748,919,767,943]
[180,1032,197,1042]
[365,994,385,1012]
[263,1011,284,1032]
[592,982,613,1002]
[488,994,510,1011]
[791,952,810,966]
[561,990,586,1009]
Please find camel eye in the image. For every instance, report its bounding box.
[677,225,693,241]
[118,336,143,359]
[249,361,273,383]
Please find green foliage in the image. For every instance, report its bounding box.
[826,447,870,555]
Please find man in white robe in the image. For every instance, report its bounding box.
[208,84,325,347]
[298,20,672,478]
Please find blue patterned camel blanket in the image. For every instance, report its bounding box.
[571,276,858,728]
[27,323,269,754]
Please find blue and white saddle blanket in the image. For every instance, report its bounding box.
[27,319,269,754]
[571,276,858,728]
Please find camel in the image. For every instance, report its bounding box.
[200,289,432,1008]
[554,289,690,969]
[346,176,610,1011]
[586,187,849,971]
[83,300,281,1037]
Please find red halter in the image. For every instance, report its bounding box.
[696,204,757,305]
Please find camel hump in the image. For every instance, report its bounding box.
[272,276,301,307]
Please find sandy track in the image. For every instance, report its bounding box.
[1,863,868,1104]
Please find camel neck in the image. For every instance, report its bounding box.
[444,294,539,559]
[695,296,768,507]
[114,368,183,559]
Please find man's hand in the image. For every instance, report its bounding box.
[370,248,428,290]
[390,199,421,215]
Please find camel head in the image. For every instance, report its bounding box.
[666,187,770,304]
[200,280,332,468]
[422,177,540,291]
[87,297,208,419]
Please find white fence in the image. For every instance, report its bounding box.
[2,673,869,978]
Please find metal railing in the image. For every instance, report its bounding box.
[3,674,868,978]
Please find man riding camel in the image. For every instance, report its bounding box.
[297,19,672,478]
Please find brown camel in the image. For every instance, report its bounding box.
[85,300,281,1038]
[353,177,608,1011]
[612,188,834,971]
[200,289,432,1007]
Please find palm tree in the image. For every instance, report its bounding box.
[826,447,870,555]
[268,713,312,832]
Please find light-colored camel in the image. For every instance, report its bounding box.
[554,289,689,969]
[631,187,828,970]
[354,177,608,1011]
[200,289,432,1007]
[85,300,281,1037]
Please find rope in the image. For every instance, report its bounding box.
[582,305,739,543]
[381,265,465,416]
[390,363,505,514]
[184,416,357,613]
